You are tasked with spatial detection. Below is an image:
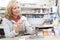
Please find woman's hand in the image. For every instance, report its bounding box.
[17,19,22,27]
[15,19,22,33]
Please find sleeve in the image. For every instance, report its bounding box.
[2,18,18,38]
[21,16,35,34]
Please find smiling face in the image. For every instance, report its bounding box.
[5,1,21,20]
[12,3,21,18]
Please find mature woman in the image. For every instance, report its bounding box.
[2,0,34,38]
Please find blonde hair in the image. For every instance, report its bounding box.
[5,0,21,20]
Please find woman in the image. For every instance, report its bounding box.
[2,0,34,38]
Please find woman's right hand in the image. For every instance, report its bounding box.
[15,19,22,33]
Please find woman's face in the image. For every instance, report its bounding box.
[12,3,20,17]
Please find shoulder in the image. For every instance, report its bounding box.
[2,18,10,22]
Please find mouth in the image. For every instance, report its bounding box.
[16,11,20,14]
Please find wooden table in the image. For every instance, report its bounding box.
[26,36,60,40]
[0,36,60,40]
[0,37,18,40]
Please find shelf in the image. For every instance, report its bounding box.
[0,10,5,13]
[21,13,47,15]
[49,12,57,14]
[21,6,50,9]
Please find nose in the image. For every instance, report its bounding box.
[16,8,20,11]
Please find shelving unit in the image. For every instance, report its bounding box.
[21,6,51,18]
[0,7,5,16]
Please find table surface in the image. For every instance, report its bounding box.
[0,36,60,40]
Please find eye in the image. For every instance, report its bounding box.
[13,7,16,10]
[17,6,20,9]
